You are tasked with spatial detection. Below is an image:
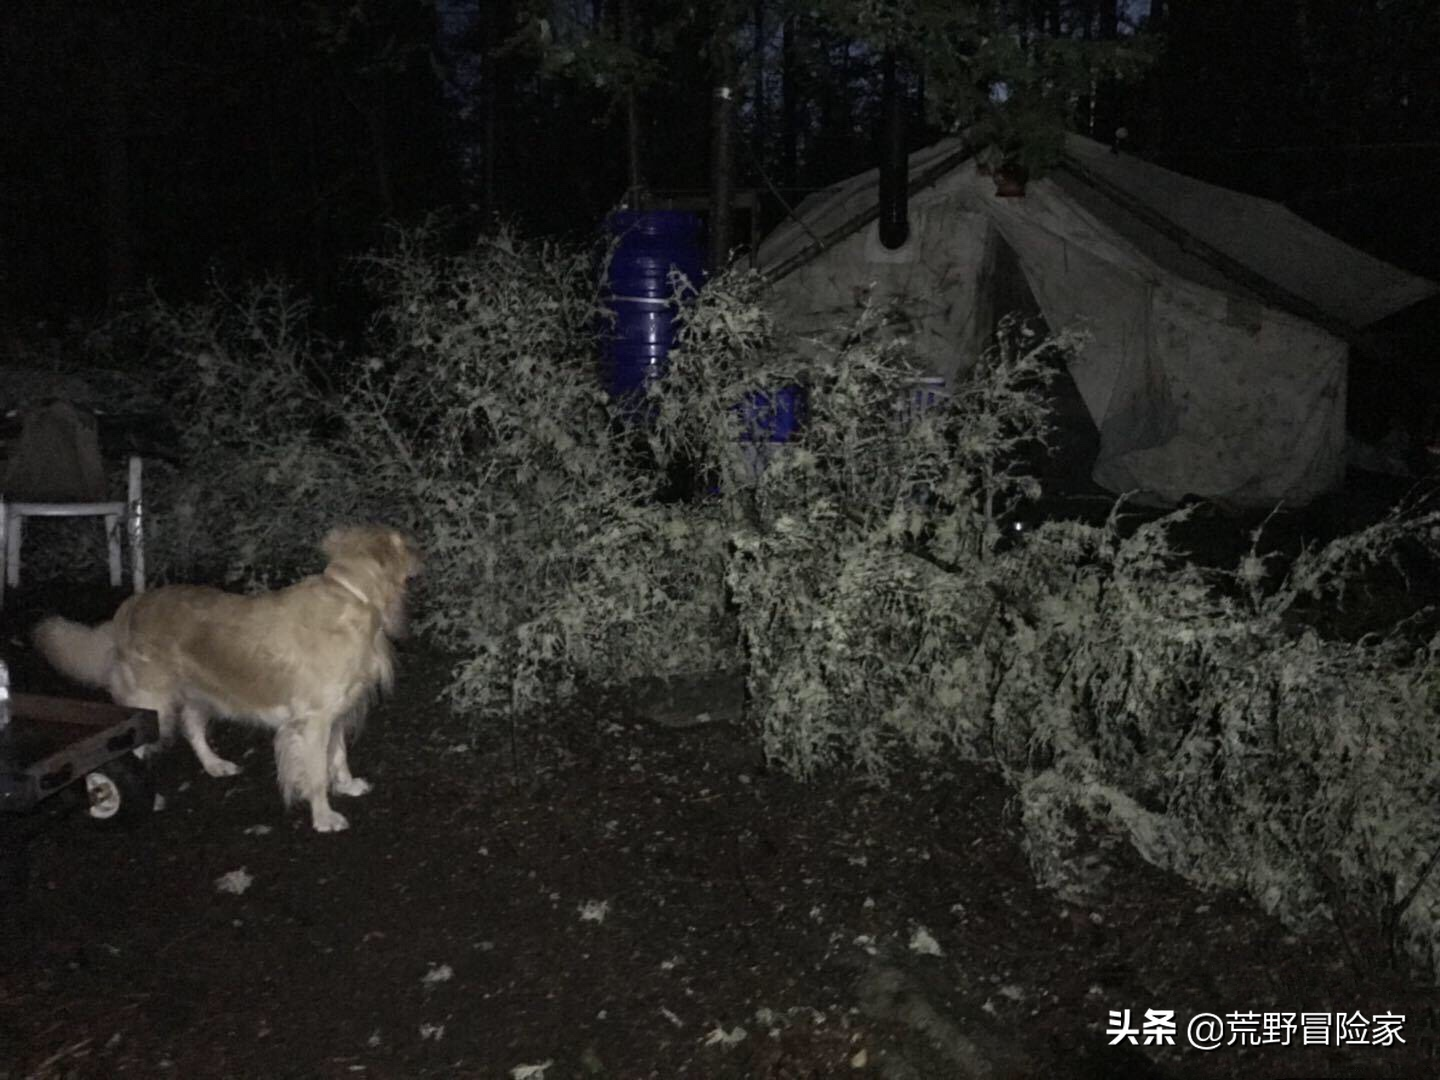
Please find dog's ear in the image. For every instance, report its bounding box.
[321,526,355,562]
[322,525,387,563]
[323,525,420,577]
[391,530,422,577]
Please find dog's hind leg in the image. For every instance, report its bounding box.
[328,718,371,797]
[180,703,242,777]
[275,715,349,832]
[115,692,176,761]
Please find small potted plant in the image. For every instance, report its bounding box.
[975,105,1068,198]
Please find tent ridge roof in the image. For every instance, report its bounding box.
[1055,151,1362,343]
[762,143,973,285]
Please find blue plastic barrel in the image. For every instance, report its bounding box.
[601,210,705,404]
[725,384,807,488]
[735,385,807,443]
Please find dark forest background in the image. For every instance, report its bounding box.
[2,0,1437,332]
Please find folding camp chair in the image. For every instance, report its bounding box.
[0,400,145,606]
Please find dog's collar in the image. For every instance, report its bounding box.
[324,569,370,604]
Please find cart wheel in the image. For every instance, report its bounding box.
[85,755,155,829]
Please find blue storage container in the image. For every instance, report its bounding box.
[724,384,808,489]
[734,385,807,443]
[601,211,704,404]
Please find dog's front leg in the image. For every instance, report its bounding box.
[275,715,349,832]
[328,720,371,797]
[181,704,242,777]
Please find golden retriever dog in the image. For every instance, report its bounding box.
[34,525,421,832]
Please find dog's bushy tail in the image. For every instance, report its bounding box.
[33,616,118,689]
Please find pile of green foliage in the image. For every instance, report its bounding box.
[654,271,1440,978]
[73,226,734,720]
[40,228,1440,979]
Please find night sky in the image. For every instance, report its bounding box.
[1,1,1436,324]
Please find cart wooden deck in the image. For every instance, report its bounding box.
[0,694,159,814]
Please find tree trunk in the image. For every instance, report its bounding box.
[618,0,645,205]
[1098,0,1118,38]
[307,91,332,302]
[1095,0,1119,141]
[708,14,736,269]
[780,12,798,188]
[95,24,138,305]
[479,0,500,221]
[364,84,395,216]
[752,0,765,172]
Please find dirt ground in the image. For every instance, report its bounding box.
[3,576,1439,1080]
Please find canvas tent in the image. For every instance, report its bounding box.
[757,134,1439,507]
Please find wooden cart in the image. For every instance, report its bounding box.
[1,684,160,898]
